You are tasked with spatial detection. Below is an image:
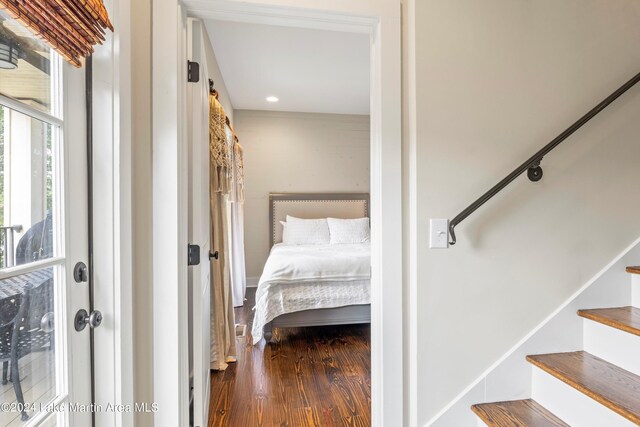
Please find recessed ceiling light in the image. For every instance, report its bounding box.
[266,96,279,103]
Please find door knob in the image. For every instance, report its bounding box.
[74,309,103,331]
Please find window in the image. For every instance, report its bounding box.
[0,106,57,267]
[0,9,62,270]
[0,10,57,115]
[0,11,65,424]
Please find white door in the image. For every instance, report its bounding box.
[187,19,212,427]
[0,14,92,427]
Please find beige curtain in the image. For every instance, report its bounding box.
[229,140,247,307]
[209,94,236,370]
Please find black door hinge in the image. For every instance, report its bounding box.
[188,244,200,266]
[187,61,200,83]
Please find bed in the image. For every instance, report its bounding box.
[251,193,371,344]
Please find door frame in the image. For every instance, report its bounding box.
[152,2,191,427]
[90,0,135,425]
[153,0,403,426]
[186,18,213,427]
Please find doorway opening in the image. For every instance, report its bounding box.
[153,1,402,425]
[188,16,374,426]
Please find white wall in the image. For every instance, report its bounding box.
[131,16,235,426]
[409,1,640,425]
[432,238,640,426]
[202,25,234,121]
[234,110,370,280]
[131,1,153,425]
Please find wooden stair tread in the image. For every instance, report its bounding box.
[626,266,640,274]
[527,351,640,424]
[578,306,640,337]
[472,399,569,426]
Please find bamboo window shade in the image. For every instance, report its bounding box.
[0,0,113,67]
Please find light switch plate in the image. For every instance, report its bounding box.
[430,219,449,249]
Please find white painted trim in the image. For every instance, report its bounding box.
[183,0,375,34]
[246,276,260,288]
[368,12,404,427]
[0,93,64,127]
[425,234,640,426]
[152,1,190,426]
[404,0,419,425]
[0,257,64,280]
[63,55,92,427]
[91,0,135,425]
[112,0,135,423]
[187,19,213,427]
[179,2,403,426]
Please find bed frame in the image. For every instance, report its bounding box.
[263,193,371,342]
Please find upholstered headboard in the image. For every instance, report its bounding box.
[270,193,370,247]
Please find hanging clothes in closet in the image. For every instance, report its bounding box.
[209,92,236,370]
[229,136,247,307]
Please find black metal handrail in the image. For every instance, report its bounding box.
[449,71,640,245]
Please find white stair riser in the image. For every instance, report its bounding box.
[584,319,640,376]
[633,275,640,308]
[532,367,636,427]
[477,418,486,427]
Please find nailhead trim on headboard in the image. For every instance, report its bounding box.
[269,194,370,247]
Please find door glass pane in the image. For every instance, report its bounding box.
[0,11,54,116]
[0,105,57,269]
[0,266,57,424]
[0,12,68,427]
[39,414,62,427]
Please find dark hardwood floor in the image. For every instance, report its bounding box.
[208,287,371,427]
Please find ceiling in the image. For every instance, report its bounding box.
[204,20,370,115]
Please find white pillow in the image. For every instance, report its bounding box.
[279,220,288,242]
[327,217,370,244]
[281,216,330,245]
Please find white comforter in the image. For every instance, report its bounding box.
[252,243,371,344]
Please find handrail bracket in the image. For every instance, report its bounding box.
[527,159,543,182]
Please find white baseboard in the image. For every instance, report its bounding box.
[246,276,260,288]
